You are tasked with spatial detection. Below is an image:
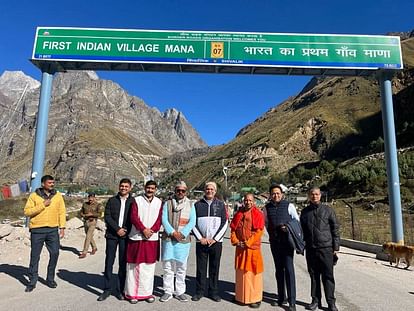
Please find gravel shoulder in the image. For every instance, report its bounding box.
[1,222,414,311]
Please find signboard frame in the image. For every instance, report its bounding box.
[31,27,403,76]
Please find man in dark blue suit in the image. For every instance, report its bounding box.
[98,178,134,301]
[264,184,300,311]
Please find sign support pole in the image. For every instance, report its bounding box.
[378,70,404,244]
[29,70,55,191]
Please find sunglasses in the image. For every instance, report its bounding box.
[176,189,186,193]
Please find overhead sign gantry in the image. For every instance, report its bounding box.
[31,27,402,76]
[29,27,404,243]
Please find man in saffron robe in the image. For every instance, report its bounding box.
[230,193,264,308]
[160,181,196,302]
[124,180,163,304]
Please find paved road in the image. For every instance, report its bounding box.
[1,230,413,311]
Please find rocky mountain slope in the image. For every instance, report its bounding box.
[163,32,414,192]
[0,71,206,187]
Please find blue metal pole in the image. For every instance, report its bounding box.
[30,71,54,191]
[378,71,404,244]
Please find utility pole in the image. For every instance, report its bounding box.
[222,160,228,191]
[145,163,154,183]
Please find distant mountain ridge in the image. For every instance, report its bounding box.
[161,32,414,191]
[0,70,206,187]
[2,31,413,192]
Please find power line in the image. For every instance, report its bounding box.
[0,102,26,114]
[0,84,29,153]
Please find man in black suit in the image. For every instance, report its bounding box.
[98,178,134,301]
[300,187,340,311]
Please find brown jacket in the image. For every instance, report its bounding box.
[80,201,102,221]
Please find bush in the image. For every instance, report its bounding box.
[318,160,335,174]
[0,197,27,220]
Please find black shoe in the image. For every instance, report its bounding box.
[115,292,124,300]
[97,291,111,301]
[209,295,221,302]
[273,299,286,306]
[273,298,287,306]
[191,294,203,301]
[46,280,58,288]
[288,304,297,311]
[249,302,261,308]
[307,300,319,310]
[328,304,338,311]
[25,285,35,292]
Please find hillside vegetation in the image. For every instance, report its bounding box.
[161,34,414,204]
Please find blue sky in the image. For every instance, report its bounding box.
[0,0,412,146]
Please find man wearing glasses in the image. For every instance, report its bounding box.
[192,181,228,302]
[300,187,339,311]
[159,181,196,303]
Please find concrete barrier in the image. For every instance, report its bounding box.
[340,238,388,261]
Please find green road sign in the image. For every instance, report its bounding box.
[31,27,403,74]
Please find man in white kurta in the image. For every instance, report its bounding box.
[124,180,162,304]
[160,181,196,302]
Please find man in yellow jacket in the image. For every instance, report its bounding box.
[24,175,66,292]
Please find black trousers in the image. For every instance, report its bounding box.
[103,237,127,293]
[270,242,296,305]
[28,228,60,285]
[195,242,222,296]
[305,247,336,306]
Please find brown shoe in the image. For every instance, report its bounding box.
[78,253,87,259]
[91,248,97,255]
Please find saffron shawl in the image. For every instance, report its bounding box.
[230,206,264,231]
